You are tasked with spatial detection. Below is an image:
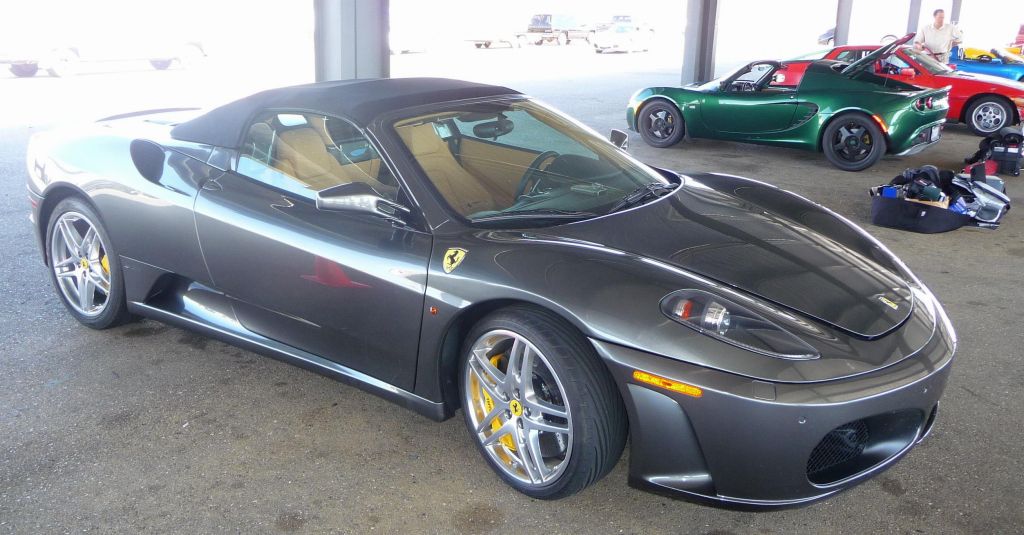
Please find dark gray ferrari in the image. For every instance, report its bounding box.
[26,78,955,507]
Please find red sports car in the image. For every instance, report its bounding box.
[779,45,1024,136]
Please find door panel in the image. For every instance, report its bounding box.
[699,92,800,134]
[193,172,430,390]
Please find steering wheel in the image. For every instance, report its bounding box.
[515,151,560,199]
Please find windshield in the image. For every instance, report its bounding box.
[391,99,670,225]
[994,49,1024,64]
[903,48,954,74]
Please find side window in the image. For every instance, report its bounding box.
[238,111,399,201]
[834,50,863,62]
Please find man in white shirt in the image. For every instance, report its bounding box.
[914,9,963,63]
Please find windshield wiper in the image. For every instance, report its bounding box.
[607,182,677,214]
[471,208,597,223]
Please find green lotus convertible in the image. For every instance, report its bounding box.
[627,35,950,171]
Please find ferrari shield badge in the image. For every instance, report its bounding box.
[443,248,467,274]
[877,295,900,310]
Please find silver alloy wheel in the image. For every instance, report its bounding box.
[50,211,111,317]
[464,329,572,486]
[973,103,1006,132]
[647,109,675,139]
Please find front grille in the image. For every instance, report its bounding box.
[807,420,870,477]
[806,410,924,486]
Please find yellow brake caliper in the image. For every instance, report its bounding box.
[479,354,516,451]
[100,254,110,275]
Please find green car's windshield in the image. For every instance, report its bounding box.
[904,48,954,74]
[392,99,672,225]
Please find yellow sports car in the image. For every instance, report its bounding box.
[962,46,1022,61]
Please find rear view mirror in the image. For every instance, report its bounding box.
[608,129,629,149]
[129,139,165,183]
[472,118,514,139]
[316,181,410,224]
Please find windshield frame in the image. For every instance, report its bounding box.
[993,48,1024,64]
[378,95,673,229]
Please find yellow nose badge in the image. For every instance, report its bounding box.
[509,399,523,417]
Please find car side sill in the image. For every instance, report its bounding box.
[127,301,448,421]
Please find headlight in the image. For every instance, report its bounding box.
[661,290,819,360]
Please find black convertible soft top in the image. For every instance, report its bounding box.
[169,77,520,148]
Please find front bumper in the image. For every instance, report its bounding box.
[591,322,954,508]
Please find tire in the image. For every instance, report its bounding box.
[9,63,39,77]
[587,31,595,44]
[45,198,132,329]
[45,49,79,77]
[822,113,886,171]
[557,32,568,46]
[459,307,627,500]
[637,100,685,148]
[474,43,483,49]
[149,59,173,70]
[965,96,1013,136]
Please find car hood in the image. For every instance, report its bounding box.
[556,173,914,339]
[943,70,1024,90]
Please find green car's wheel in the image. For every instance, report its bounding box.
[638,101,685,148]
[965,97,1012,136]
[822,113,885,172]
[460,307,627,499]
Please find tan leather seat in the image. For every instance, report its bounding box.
[397,124,497,215]
[274,127,386,192]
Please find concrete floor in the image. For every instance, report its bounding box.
[2,47,1023,534]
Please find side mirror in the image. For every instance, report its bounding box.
[315,182,411,223]
[129,139,165,182]
[608,129,629,149]
[899,67,916,78]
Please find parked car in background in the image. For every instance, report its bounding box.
[788,44,1024,136]
[818,27,835,46]
[629,35,950,171]
[592,16,654,54]
[1,36,205,77]
[950,47,1024,82]
[526,14,593,45]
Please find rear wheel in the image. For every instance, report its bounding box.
[966,97,1013,136]
[46,198,132,329]
[822,113,885,171]
[637,100,685,148]
[9,63,38,77]
[460,307,626,499]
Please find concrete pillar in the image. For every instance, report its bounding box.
[907,0,922,35]
[314,0,390,82]
[950,0,962,23]
[680,0,718,84]
[834,0,853,46]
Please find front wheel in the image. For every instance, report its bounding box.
[822,113,885,171]
[460,307,626,499]
[45,198,132,329]
[637,101,685,148]
[965,97,1012,136]
[9,63,39,77]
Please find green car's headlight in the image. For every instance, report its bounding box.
[661,290,820,360]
